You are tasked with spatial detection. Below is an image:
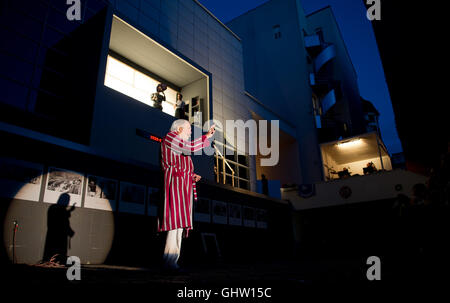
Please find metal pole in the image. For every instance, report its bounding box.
[216,154,219,183]
[222,157,226,184]
[375,133,385,170]
[213,145,235,185]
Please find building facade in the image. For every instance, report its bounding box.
[0,0,398,266]
[0,0,294,265]
[227,1,367,186]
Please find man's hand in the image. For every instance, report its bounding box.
[206,124,216,138]
[193,174,201,182]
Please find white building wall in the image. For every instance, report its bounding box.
[283,169,428,210]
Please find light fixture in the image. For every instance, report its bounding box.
[336,138,362,148]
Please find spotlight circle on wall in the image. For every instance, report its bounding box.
[2,168,115,265]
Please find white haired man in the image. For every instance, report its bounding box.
[158,119,215,271]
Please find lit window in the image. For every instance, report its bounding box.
[104,55,177,116]
[106,57,134,84]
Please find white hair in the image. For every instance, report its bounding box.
[170,119,189,132]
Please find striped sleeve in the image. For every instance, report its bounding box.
[165,131,210,155]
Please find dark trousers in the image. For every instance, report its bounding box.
[175,108,186,119]
[153,101,163,110]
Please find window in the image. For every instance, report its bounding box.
[312,94,321,115]
[273,25,281,39]
[104,55,178,116]
[314,28,324,44]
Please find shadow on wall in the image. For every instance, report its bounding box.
[42,193,76,264]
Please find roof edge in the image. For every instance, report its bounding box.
[305,5,332,18]
[192,0,242,41]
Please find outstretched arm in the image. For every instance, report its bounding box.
[165,125,215,155]
[165,131,210,154]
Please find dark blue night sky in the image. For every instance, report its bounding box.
[199,0,402,155]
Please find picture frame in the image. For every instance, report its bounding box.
[243,206,256,228]
[256,208,268,229]
[228,203,242,226]
[84,175,117,211]
[118,181,146,214]
[147,186,160,216]
[212,200,227,225]
[194,197,211,223]
[43,167,84,206]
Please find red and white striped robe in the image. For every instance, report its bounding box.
[157,130,210,237]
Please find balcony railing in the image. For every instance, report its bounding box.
[315,115,322,128]
[314,43,336,73]
[321,88,336,114]
[213,144,235,187]
[304,34,321,48]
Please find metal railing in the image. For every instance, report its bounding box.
[213,144,235,187]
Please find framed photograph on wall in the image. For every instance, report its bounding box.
[194,198,211,223]
[212,200,227,225]
[84,175,117,211]
[147,186,160,216]
[0,157,44,201]
[228,203,242,226]
[118,181,146,214]
[243,206,256,228]
[43,167,84,206]
[256,208,268,229]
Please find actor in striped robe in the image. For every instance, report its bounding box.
[158,119,215,270]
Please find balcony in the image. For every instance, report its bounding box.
[304,33,321,48]
[308,42,336,100]
[282,168,428,210]
[320,132,392,182]
[315,115,322,128]
[314,43,336,73]
[321,88,336,114]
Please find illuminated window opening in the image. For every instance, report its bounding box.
[320,132,392,181]
[106,16,210,125]
[104,55,178,116]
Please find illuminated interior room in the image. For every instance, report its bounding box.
[320,131,392,181]
[106,16,210,126]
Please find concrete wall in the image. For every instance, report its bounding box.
[283,169,428,210]
[256,133,301,185]
[90,86,213,180]
[3,199,114,264]
[91,86,172,166]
